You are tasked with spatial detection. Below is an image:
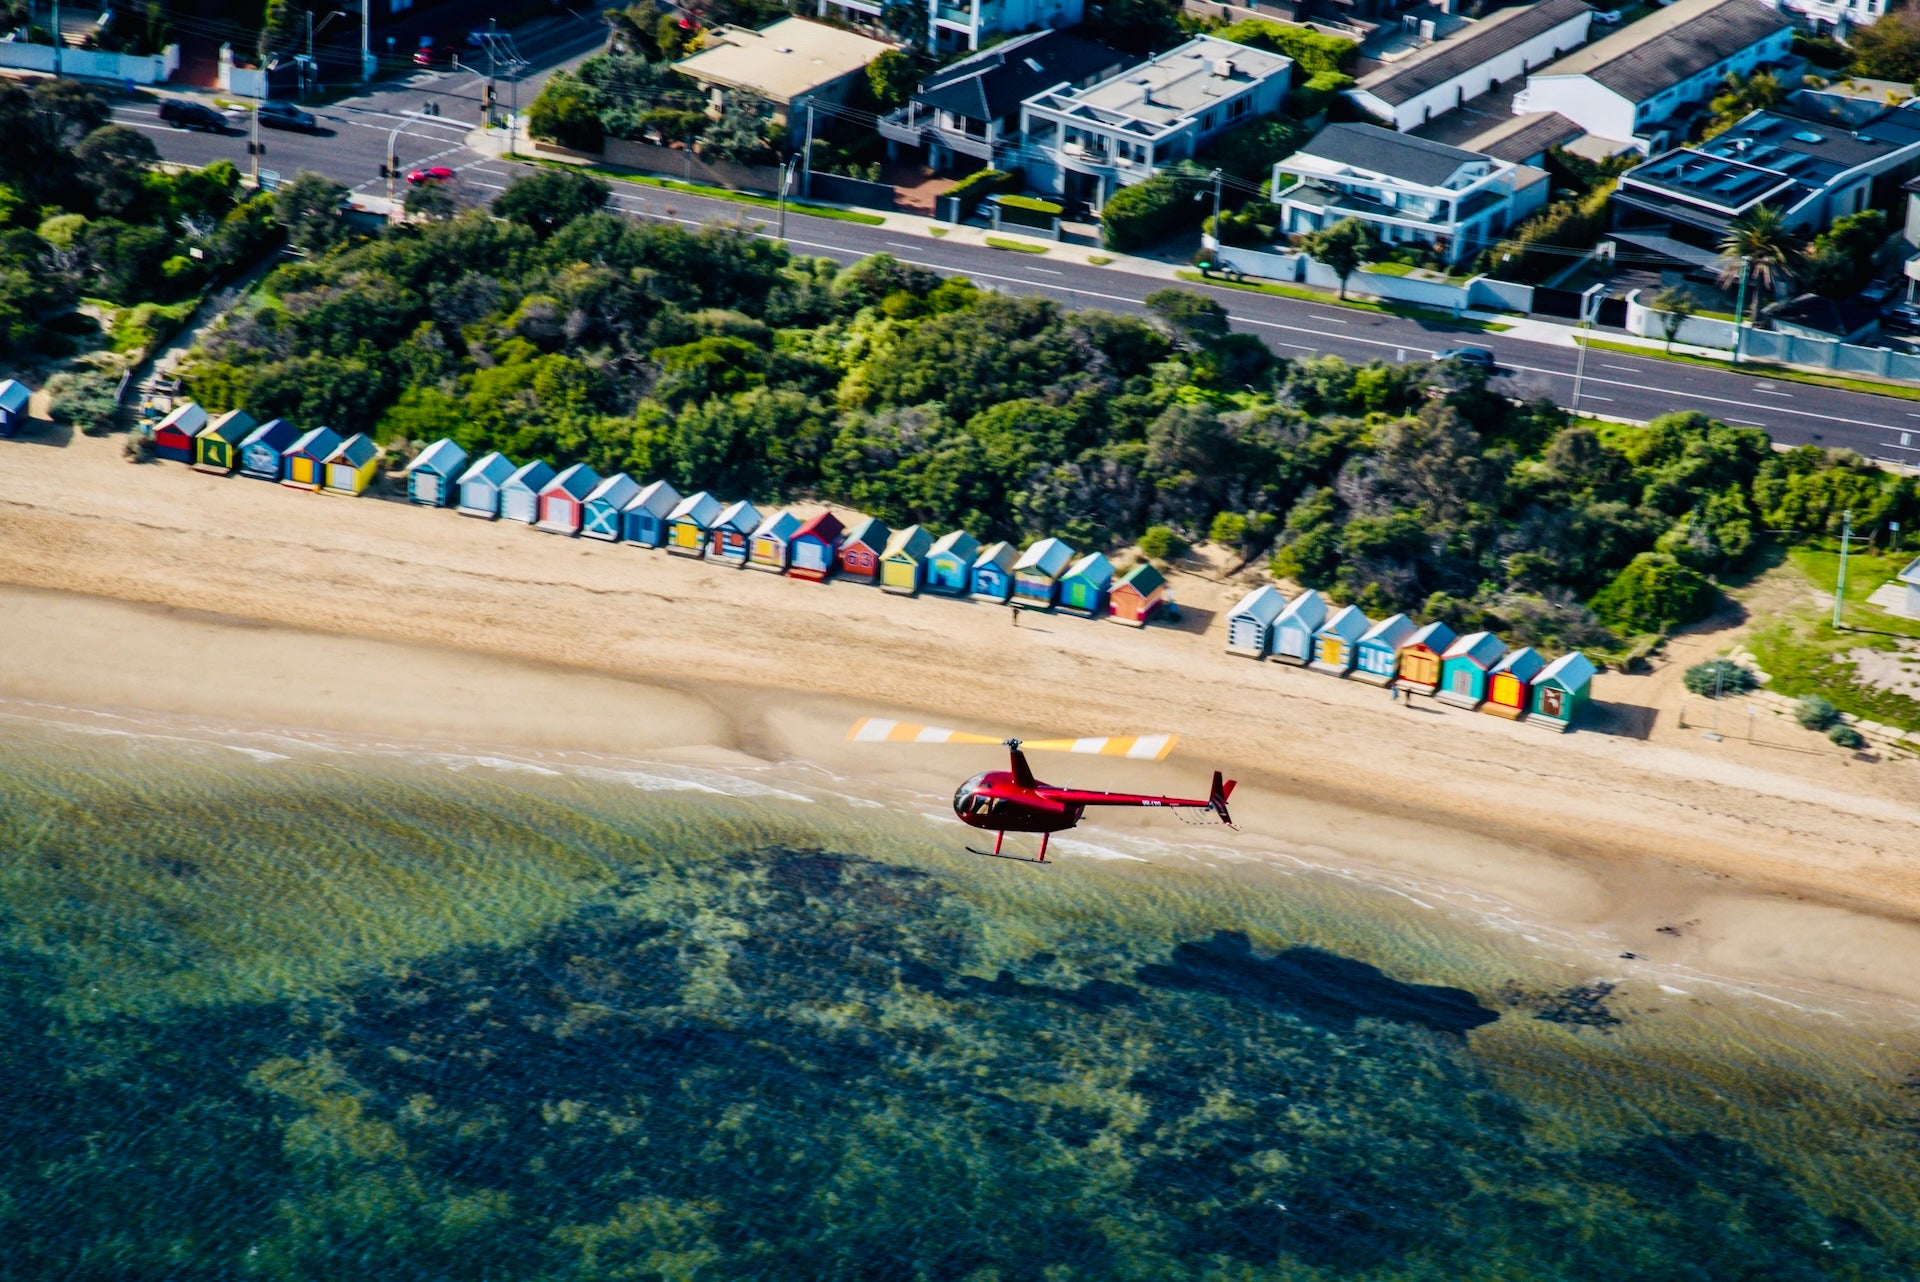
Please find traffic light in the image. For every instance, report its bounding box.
[482,83,495,113]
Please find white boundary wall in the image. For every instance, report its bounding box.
[0,41,180,84]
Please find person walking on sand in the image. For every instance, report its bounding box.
[1011,603,1022,628]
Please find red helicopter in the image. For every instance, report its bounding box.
[848,719,1235,863]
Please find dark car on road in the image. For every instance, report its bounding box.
[256,100,317,131]
[158,99,229,132]
[1434,345,1497,369]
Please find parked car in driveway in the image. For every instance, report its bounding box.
[406,166,455,185]
[256,100,317,131]
[1434,345,1497,369]
[158,99,229,132]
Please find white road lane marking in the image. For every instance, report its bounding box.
[1601,363,1639,372]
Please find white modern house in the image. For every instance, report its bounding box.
[1347,0,1593,133]
[1511,0,1795,152]
[1272,123,1550,265]
[1775,0,1885,39]
[1020,35,1292,212]
[819,0,1084,52]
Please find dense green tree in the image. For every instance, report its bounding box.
[1296,216,1377,300]
[73,124,159,216]
[491,168,610,238]
[274,171,349,256]
[526,70,605,151]
[1849,9,1920,82]
[1589,552,1716,634]
[867,49,916,111]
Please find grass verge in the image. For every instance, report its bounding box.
[928,226,948,237]
[986,236,1049,254]
[1088,254,1112,266]
[1579,337,1920,402]
[1176,271,1512,333]
[1741,547,1920,734]
[537,159,888,225]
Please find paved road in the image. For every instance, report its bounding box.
[111,30,1920,469]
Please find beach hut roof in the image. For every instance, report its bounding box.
[586,472,641,507]
[200,408,255,444]
[753,510,801,540]
[546,462,599,499]
[505,459,556,490]
[0,379,29,414]
[1064,551,1113,587]
[796,509,845,541]
[669,490,723,524]
[1013,537,1075,577]
[715,499,762,532]
[1405,620,1457,652]
[929,529,980,560]
[459,451,516,485]
[1360,612,1416,645]
[1442,630,1505,667]
[625,478,681,516]
[408,437,467,475]
[240,417,301,450]
[1116,561,1166,595]
[1537,652,1596,689]
[1228,585,1288,623]
[1319,603,1369,636]
[844,515,889,548]
[1490,646,1545,680]
[974,540,1017,571]
[328,433,377,467]
[1277,587,1324,622]
[883,523,933,558]
[288,426,343,458]
[156,401,209,433]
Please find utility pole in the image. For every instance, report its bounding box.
[1833,507,1854,630]
[1731,255,1751,367]
[801,101,815,199]
[777,153,798,242]
[361,0,371,81]
[250,101,261,188]
[1570,290,1595,414]
[1209,167,1222,237]
[384,110,422,214]
[485,18,497,127]
[51,0,60,76]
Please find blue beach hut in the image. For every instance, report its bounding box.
[1012,537,1075,608]
[1270,589,1327,665]
[282,426,342,490]
[1058,552,1113,617]
[1309,604,1369,676]
[1352,613,1415,686]
[709,499,762,565]
[1226,586,1287,657]
[622,479,681,547]
[0,378,29,437]
[667,491,723,557]
[501,460,554,524]
[1437,631,1507,709]
[582,472,641,541]
[457,451,515,518]
[406,438,469,507]
[971,541,1016,602]
[925,530,980,595]
[1529,652,1596,732]
[238,418,301,481]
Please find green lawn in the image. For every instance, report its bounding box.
[985,236,1049,254]
[536,160,888,226]
[1363,261,1417,277]
[1580,337,1920,402]
[1174,271,1512,333]
[1741,546,1920,734]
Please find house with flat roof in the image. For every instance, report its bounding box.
[1510,0,1795,153]
[673,17,897,125]
[820,0,1083,53]
[1613,104,1920,244]
[1272,122,1549,265]
[1348,0,1593,133]
[1020,35,1292,212]
[879,29,1133,172]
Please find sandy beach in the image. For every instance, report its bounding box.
[4,426,1920,1012]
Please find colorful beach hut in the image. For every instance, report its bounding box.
[457,451,515,518]
[666,491,722,556]
[1012,538,1075,608]
[1226,586,1287,657]
[0,379,29,437]
[152,402,209,463]
[971,541,1016,602]
[1108,562,1167,626]
[1352,613,1415,686]
[621,479,681,547]
[537,463,599,535]
[749,511,800,572]
[193,409,255,474]
[925,530,979,595]
[582,473,640,541]
[1437,631,1506,709]
[238,418,300,481]
[1059,552,1113,617]
[838,517,889,582]
[1270,590,1327,666]
[880,524,933,595]
[322,433,379,495]
[789,511,845,581]
[282,427,343,490]
[1484,647,1545,720]
[1395,621,1456,695]
[708,500,762,565]
[1529,652,1595,732]
[1309,604,1369,676]
[406,438,468,506]
[500,460,554,524]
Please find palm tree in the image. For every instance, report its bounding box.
[1717,206,1800,323]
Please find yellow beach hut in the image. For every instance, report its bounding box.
[880,524,933,595]
[322,434,380,495]
[193,409,255,474]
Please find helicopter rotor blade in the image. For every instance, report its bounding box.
[846,718,1006,745]
[1016,735,1178,761]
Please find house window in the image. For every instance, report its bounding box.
[1229,96,1251,120]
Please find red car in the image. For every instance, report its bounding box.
[406,166,455,185]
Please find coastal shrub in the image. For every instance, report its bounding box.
[1102,174,1195,251]
[1285,70,1354,119]
[1198,116,1308,184]
[946,167,1015,221]
[1214,19,1357,74]
[526,69,605,151]
[1683,658,1759,698]
[1477,180,1616,284]
[1828,722,1866,748]
[1795,694,1841,731]
[1138,525,1188,561]
[45,369,120,431]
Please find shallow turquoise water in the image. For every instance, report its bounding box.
[2,708,1918,1280]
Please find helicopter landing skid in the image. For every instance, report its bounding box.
[966,846,1051,865]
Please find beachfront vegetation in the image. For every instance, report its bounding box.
[1744,546,1920,733]
[173,174,1920,655]
[1683,658,1759,698]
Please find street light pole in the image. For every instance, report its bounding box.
[51,0,60,76]
[1731,254,1751,366]
[1571,320,1591,414]
[1833,507,1853,630]
[777,154,798,242]
[385,110,423,213]
[250,100,261,189]
[361,0,371,81]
